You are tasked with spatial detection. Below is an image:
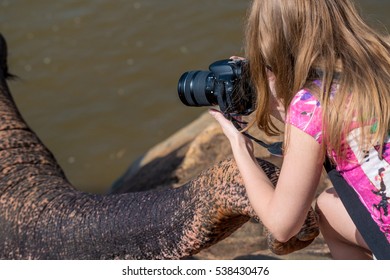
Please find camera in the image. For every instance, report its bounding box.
[177,59,256,115]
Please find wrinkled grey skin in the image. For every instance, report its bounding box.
[0,34,318,259]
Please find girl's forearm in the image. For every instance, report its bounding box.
[230,138,303,242]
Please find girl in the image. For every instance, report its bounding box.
[210,0,390,259]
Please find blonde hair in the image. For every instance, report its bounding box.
[245,0,390,159]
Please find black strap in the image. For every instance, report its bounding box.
[327,169,390,259]
[323,156,335,173]
[228,115,283,157]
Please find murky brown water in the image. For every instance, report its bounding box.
[1,0,389,193]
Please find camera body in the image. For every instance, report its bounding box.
[177,59,255,115]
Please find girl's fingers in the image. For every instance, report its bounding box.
[209,109,232,126]
[229,55,245,61]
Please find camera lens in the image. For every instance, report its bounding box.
[177,70,216,107]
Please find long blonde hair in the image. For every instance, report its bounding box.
[245,0,390,159]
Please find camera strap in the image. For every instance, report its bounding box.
[227,114,283,157]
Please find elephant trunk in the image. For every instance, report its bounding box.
[0,34,318,259]
[0,34,277,259]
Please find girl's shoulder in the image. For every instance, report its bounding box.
[288,87,323,144]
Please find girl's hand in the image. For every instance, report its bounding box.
[230,55,245,61]
[209,108,254,152]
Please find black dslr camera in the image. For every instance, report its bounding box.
[177,59,256,115]
[177,59,284,157]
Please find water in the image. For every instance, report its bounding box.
[1,0,389,193]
